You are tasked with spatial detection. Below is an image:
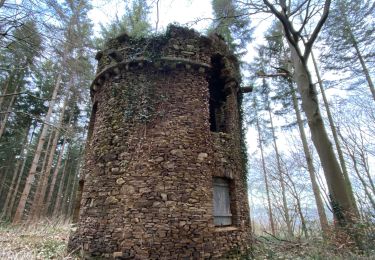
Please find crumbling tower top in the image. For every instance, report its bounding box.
[90,25,241,99]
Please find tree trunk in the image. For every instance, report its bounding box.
[0,77,10,109]
[0,169,10,200]
[45,137,67,216]
[284,165,309,238]
[30,96,68,221]
[66,168,79,220]
[0,85,19,139]
[343,16,375,100]
[295,195,308,238]
[12,69,63,224]
[6,124,36,219]
[310,50,359,215]
[66,145,87,223]
[1,127,28,217]
[255,112,276,235]
[52,152,69,218]
[268,108,293,237]
[289,81,329,236]
[1,161,21,216]
[27,129,54,222]
[289,42,356,227]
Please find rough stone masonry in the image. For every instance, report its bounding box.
[68,25,251,259]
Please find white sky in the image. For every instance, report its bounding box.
[88,0,214,35]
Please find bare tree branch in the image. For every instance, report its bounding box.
[262,0,299,53]
[290,0,309,16]
[297,0,312,35]
[303,0,331,60]
[155,0,159,33]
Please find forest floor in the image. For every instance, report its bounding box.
[250,235,375,260]
[0,222,374,259]
[0,221,71,259]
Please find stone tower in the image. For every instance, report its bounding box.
[69,26,251,259]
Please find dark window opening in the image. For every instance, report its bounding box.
[213,177,232,226]
[209,55,228,132]
[87,102,98,141]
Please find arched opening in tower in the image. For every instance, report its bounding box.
[209,54,228,133]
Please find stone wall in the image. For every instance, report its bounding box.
[68,26,251,259]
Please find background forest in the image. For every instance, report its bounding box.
[0,0,374,258]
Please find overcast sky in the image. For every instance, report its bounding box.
[88,0,214,35]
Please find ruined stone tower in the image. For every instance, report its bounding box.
[69,26,251,259]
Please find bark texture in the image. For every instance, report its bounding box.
[289,82,329,235]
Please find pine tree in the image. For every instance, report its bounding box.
[210,0,253,54]
[12,0,94,223]
[251,95,276,235]
[95,0,152,49]
[321,0,375,100]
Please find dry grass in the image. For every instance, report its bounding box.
[0,221,74,259]
[250,235,375,260]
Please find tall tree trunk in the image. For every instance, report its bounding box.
[30,96,69,221]
[0,85,19,139]
[70,133,88,224]
[72,178,84,223]
[52,152,69,218]
[45,137,67,216]
[12,68,64,224]
[0,174,5,195]
[343,16,375,100]
[28,130,55,221]
[268,108,293,237]
[0,77,10,109]
[255,111,276,235]
[66,168,79,220]
[295,195,308,238]
[310,50,359,215]
[0,169,10,199]
[263,0,358,237]
[6,124,36,219]
[289,42,356,227]
[1,127,29,217]
[284,166,309,238]
[289,81,329,236]
[1,160,21,215]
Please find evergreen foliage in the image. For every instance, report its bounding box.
[95,0,152,49]
[321,0,375,89]
[209,0,253,54]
